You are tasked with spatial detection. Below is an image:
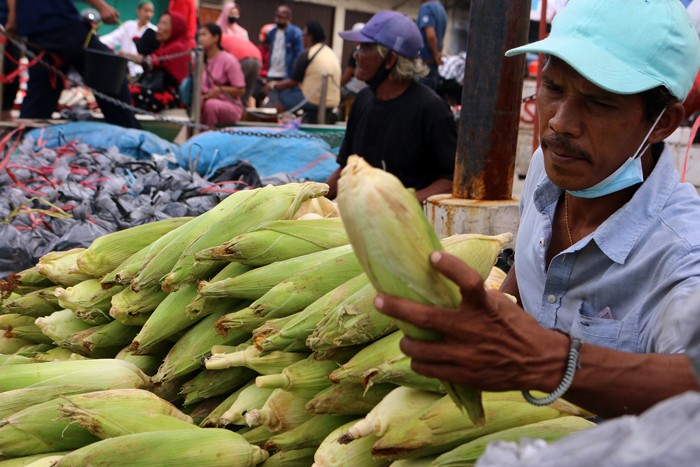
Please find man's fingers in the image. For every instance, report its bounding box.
[375,294,459,336]
[429,251,489,306]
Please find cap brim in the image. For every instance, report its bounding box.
[506,36,663,96]
[338,30,375,43]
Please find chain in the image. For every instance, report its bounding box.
[0,26,330,141]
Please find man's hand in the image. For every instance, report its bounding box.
[374,251,569,393]
[88,0,120,24]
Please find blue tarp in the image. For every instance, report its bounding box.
[178,128,338,182]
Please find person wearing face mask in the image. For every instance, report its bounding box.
[265,5,303,85]
[325,11,457,203]
[374,0,700,420]
[216,2,248,40]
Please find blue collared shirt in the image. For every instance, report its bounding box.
[515,145,700,354]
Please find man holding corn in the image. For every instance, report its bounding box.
[376,0,700,418]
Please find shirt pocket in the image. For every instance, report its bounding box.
[570,303,624,351]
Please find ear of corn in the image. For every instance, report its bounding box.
[114,345,165,376]
[292,196,338,219]
[0,359,150,392]
[370,393,581,461]
[0,314,54,345]
[305,383,397,416]
[199,245,356,301]
[53,279,122,324]
[76,217,193,277]
[52,428,269,467]
[1,267,54,296]
[328,331,444,394]
[259,448,317,467]
[255,354,338,395]
[215,306,268,334]
[245,388,315,432]
[336,156,515,425]
[199,380,256,427]
[431,416,596,466]
[72,320,140,359]
[163,182,329,291]
[57,389,195,439]
[196,217,348,266]
[186,262,253,319]
[109,284,168,324]
[0,385,96,420]
[36,249,93,287]
[252,315,298,352]
[1,287,62,318]
[30,347,88,363]
[312,420,386,467]
[0,397,101,457]
[151,308,251,385]
[307,282,397,352]
[0,452,70,467]
[220,382,276,427]
[34,309,95,343]
[179,366,257,406]
[205,345,308,375]
[264,414,357,453]
[241,424,275,447]
[338,387,444,444]
[0,336,33,354]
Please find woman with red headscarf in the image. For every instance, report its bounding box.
[125,11,191,111]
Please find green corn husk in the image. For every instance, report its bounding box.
[312,420,388,467]
[76,217,193,276]
[431,416,596,466]
[244,388,315,433]
[259,448,317,467]
[35,248,93,287]
[220,382,276,426]
[215,307,269,334]
[199,245,355,301]
[0,359,150,392]
[196,217,349,265]
[151,309,251,385]
[0,453,70,466]
[241,424,275,447]
[184,395,228,426]
[200,381,256,427]
[0,314,53,345]
[115,345,167,376]
[0,354,34,365]
[57,389,195,439]
[337,156,515,425]
[11,266,56,288]
[328,331,444,393]
[186,262,253,319]
[53,428,269,466]
[257,274,371,354]
[306,383,397,416]
[179,366,257,406]
[31,347,88,363]
[0,398,100,457]
[252,315,297,349]
[58,320,139,359]
[370,392,589,461]
[12,343,55,358]
[264,415,357,452]
[1,287,62,318]
[109,284,168,324]
[307,282,397,352]
[53,280,122,324]
[388,459,435,467]
[337,387,444,444]
[0,385,93,420]
[243,262,363,327]
[255,354,339,395]
[205,345,307,374]
[0,336,33,354]
[162,182,330,291]
[34,309,94,343]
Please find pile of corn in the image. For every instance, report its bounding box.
[0,174,595,466]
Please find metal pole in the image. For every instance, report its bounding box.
[532,0,548,153]
[318,73,328,124]
[0,34,5,115]
[453,0,530,200]
[191,46,205,135]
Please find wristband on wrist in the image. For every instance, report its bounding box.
[522,335,583,406]
[270,81,276,90]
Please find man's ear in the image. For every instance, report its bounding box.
[649,101,684,144]
[385,51,398,69]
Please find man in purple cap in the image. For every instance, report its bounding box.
[325,11,457,204]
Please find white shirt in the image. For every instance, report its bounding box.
[100,19,157,76]
[268,29,287,79]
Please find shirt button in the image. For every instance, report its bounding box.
[547,294,557,304]
[539,237,545,246]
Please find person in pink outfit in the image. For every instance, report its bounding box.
[221,34,261,107]
[198,23,246,127]
[169,0,197,45]
[216,2,248,40]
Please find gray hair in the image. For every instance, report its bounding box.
[376,44,428,82]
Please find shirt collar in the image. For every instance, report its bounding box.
[532,144,678,264]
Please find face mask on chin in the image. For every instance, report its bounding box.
[365,54,394,93]
[566,108,666,199]
[227,16,238,24]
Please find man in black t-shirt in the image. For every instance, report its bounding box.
[325,11,456,203]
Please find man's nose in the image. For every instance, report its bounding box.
[548,97,583,138]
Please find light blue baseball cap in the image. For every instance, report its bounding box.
[506,0,700,100]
